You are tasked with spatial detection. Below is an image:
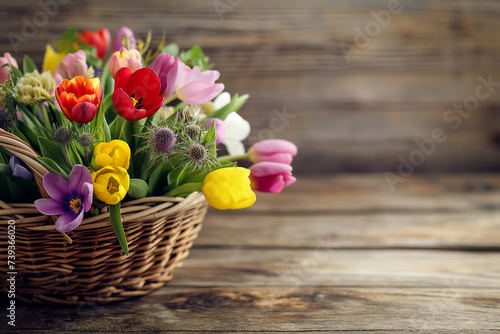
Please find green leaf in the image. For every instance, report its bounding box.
[68,143,83,165]
[165,165,188,192]
[38,137,71,174]
[0,163,10,175]
[0,150,6,165]
[10,65,23,80]
[93,95,112,142]
[204,120,217,146]
[147,162,174,195]
[162,44,179,56]
[165,182,203,197]
[100,61,114,98]
[14,120,40,151]
[191,45,207,69]
[56,27,80,52]
[48,101,69,127]
[22,55,38,74]
[109,203,129,255]
[83,46,103,69]
[210,94,249,120]
[12,124,29,144]
[37,156,69,178]
[0,172,14,202]
[128,178,149,198]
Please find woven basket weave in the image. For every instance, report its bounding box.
[0,129,208,305]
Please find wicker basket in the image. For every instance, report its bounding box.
[0,129,208,305]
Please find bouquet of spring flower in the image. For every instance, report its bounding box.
[0,27,297,255]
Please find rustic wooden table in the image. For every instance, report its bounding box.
[2,174,500,333]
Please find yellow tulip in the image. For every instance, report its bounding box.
[92,140,131,170]
[42,44,66,75]
[92,166,130,205]
[202,167,256,210]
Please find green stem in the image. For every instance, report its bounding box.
[83,147,89,166]
[62,144,73,167]
[115,117,127,139]
[109,203,129,255]
[173,101,186,111]
[217,153,250,162]
[163,93,178,106]
[39,103,52,130]
[165,182,204,197]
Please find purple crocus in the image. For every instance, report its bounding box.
[148,53,180,100]
[34,165,93,232]
[9,155,34,180]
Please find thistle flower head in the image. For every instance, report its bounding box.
[186,124,201,140]
[78,132,95,148]
[53,126,72,146]
[154,127,176,152]
[135,121,179,168]
[189,143,207,162]
[15,70,55,104]
[175,136,219,173]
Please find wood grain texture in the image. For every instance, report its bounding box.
[2,0,500,173]
[3,287,500,333]
[2,175,500,333]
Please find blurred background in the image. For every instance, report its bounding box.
[2,0,500,176]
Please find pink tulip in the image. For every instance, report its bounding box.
[0,53,18,83]
[148,53,180,99]
[176,62,224,105]
[249,139,297,165]
[204,118,226,145]
[112,26,137,52]
[54,50,91,87]
[249,162,296,193]
[109,47,142,78]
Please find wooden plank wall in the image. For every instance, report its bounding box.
[1,0,500,174]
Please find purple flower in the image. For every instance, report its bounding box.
[148,53,180,100]
[112,26,137,52]
[34,165,93,232]
[9,155,34,180]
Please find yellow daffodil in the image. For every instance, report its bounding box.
[92,166,130,205]
[202,167,256,210]
[42,44,66,75]
[92,140,131,170]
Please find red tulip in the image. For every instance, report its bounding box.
[112,67,164,122]
[78,28,111,60]
[56,76,103,124]
[249,162,296,193]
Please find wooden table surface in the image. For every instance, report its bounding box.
[2,174,500,333]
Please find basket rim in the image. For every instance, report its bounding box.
[0,191,206,230]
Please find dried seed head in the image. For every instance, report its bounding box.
[0,107,12,130]
[186,124,201,139]
[189,144,207,162]
[79,132,94,148]
[53,126,72,146]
